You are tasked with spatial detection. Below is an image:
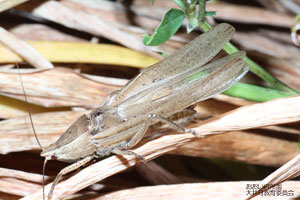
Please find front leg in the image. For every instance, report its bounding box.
[92,114,156,162]
[111,118,153,162]
[48,155,94,200]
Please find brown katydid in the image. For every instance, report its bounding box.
[23,23,249,199]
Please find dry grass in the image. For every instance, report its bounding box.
[0,0,299,200]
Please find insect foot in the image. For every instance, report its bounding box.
[185,128,205,138]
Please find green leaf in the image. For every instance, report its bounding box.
[143,8,185,46]
[173,0,186,11]
[206,11,216,16]
[223,82,290,102]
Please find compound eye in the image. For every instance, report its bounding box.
[51,155,57,160]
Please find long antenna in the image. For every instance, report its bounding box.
[16,63,43,150]
[17,63,45,199]
[42,158,48,200]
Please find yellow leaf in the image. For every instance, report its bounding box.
[0,95,67,118]
[0,41,159,68]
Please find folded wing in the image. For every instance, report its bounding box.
[104,23,236,107]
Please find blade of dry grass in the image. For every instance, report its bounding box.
[0,110,87,154]
[261,125,300,135]
[82,74,128,87]
[131,0,295,27]
[22,95,300,200]
[206,2,295,28]
[0,95,61,119]
[29,1,158,57]
[234,32,300,59]
[212,94,254,107]
[257,55,300,89]
[255,0,286,12]
[195,99,238,116]
[0,192,20,200]
[0,0,28,12]
[9,23,87,42]
[0,177,40,197]
[0,41,158,68]
[0,68,119,107]
[16,0,186,57]
[171,131,299,167]
[247,154,300,199]
[68,0,161,31]
[192,96,300,135]
[93,181,300,200]
[0,167,45,182]
[0,167,49,197]
[0,27,53,69]
[277,0,300,14]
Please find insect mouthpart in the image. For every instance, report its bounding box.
[40,150,57,160]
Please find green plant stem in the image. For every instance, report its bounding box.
[199,22,298,95]
[198,0,206,22]
[223,82,290,102]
